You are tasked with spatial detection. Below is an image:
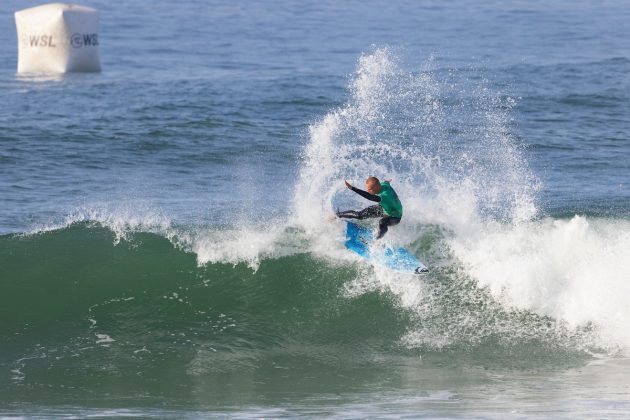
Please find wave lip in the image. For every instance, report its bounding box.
[450,215,630,352]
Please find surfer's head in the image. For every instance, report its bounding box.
[365,177,381,194]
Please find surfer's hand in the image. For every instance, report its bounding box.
[344,180,353,189]
[384,179,392,183]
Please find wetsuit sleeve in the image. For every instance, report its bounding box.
[351,186,381,202]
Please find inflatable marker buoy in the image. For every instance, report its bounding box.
[15,3,101,74]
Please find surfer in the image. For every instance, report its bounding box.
[336,177,403,239]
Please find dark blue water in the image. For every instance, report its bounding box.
[1,0,628,233]
[1,0,629,417]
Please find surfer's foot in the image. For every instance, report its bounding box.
[327,214,337,221]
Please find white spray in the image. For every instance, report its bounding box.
[293,47,630,353]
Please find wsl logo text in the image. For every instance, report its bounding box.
[19,33,99,48]
[23,35,56,47]
[71,33,99,48]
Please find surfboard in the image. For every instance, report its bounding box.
[344,221,429,274]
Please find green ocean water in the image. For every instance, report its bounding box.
[0,222,616,415]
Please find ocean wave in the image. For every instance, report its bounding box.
[2,49,629,401]
[2,217,625,358]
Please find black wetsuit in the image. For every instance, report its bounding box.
[336,186,401,239]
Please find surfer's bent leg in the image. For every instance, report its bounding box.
[337,205,383,220]
[377,216,401,239]
[335,210,360,219]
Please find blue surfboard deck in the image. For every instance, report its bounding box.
[344,221,428,274]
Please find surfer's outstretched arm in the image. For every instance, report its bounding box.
[351,186,381,202]
[344,180,381,202]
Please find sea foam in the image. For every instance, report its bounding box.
[293,47,630,353]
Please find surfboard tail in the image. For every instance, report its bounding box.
[345,221,429,275]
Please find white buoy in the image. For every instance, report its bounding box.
[15,3,101,74]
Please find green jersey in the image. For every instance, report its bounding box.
[377,182,403,218]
